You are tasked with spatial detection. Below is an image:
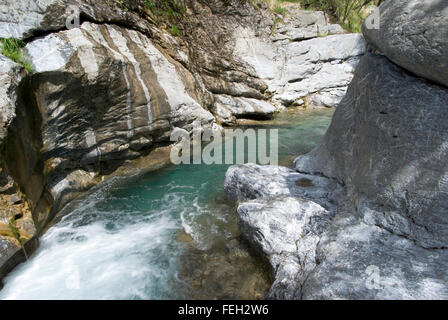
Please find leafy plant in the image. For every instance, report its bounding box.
[0,38,33,72]
[170,25,181,36]
[273,5,288,15]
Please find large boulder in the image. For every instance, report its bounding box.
[226,53,448,299]
[234,26,366,108]
[363,0,448,88]
[224,164,344,299]
[296,53,448,249]
[0,55,24,145]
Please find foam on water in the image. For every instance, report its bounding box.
[0,109,334,300]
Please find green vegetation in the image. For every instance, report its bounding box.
[298,0,384,32]
[144,0,186,20]
[0,38,33,72]
[8,217,21,243]
[257,0,383,33]
[170,25,181,36]
[114,0,186,37]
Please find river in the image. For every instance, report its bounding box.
[0,109,333,300]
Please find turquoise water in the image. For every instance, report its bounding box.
[0,109,333,300]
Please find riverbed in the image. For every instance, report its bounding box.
[0,109,334,300]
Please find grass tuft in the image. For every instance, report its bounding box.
[254,0,383,33]
[0,38,33,72]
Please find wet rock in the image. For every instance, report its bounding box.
[238,196,331,300]
[363,0,448,88]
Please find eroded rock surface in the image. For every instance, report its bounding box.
[0,55,24,144]
[234,28,366,110]
[0,0,367,283]
[225,0,448,299]
[226,53,448,299]
[363,0,448,88]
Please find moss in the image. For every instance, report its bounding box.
[0,38,33,72]
[8,218,21,242]
[170,25,182,36]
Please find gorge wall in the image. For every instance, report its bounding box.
[0,0,365,283]
[225,0,448,299]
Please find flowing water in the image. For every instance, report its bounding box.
[0,109,333,300]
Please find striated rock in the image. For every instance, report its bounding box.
[363,0,448,88]
[226,53,448,299]
[214,95,276,125]
[234,29,366,108]
[25,21,215,162]
[0,0,154,40]
[0,55,24,145]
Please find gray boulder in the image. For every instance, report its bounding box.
[224,163,343,299]
[363,0,448,88]
[296,53,448,249]
[226,53,448,299]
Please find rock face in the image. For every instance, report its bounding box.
[225,1,448,299]
[296,53,448,250]
[363,0,448,88]
[224,164,343,299]
[0,55,24,145]
[297,53,448,299]
[234,26,366,110]
[0,0,366,282]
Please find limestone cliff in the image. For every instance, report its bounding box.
[0,1,365,283]
[226,0,448,299]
